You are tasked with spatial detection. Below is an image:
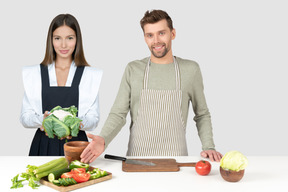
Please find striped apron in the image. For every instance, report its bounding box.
[127,57,188,156]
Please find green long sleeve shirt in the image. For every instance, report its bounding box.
[99,56,216,152]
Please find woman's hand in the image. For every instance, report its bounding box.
[80,134,105,163]
[79,122,84,130]
[40,111,50,133]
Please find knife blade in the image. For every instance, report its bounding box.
[104,154,156,166]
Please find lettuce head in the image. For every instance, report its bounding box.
[220,151,248,171]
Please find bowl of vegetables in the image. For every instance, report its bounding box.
[64,141,89,164]
[219,151,248,182]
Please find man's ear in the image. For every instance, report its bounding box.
[171,28,176,40]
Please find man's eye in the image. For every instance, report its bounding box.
[146,34,152,38]
[160,32,165,35]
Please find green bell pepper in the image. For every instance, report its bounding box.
[69,160,89,171]
[88,168,107,180]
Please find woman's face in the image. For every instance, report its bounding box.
[52,25,76,60]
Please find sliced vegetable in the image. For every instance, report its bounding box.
[88,168,108,180]
[48,168,70,182]
[72,172,90,183]
[69,160,89,171]
[71,168,87,174]
[52,180,61,186]
[61,172,74,179]
[220,151,248,172]
[100,170,108,176]
[53,178,77,186]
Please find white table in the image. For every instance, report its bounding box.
[2,156,288,192]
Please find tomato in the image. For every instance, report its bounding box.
[61,172,74,178]
[72,173,91,183]
[62,168,90,183]
[71,168,86,174]
[195,160,211,176]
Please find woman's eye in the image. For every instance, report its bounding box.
[54,37,60,40]
[68,37,74,40]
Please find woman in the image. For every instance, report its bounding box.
[20,14,102,156]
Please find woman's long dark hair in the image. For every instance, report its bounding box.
[41,14,89,66]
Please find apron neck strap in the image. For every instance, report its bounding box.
[71,66,84,87]
[144,56,181,90]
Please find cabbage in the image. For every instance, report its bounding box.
[220,151,248,171]
[42,106,82,139]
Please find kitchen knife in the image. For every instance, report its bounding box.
[104,154,156,166]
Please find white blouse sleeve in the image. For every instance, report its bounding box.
[78,67,103,132]
[79,94,100,131]
[20,92,43,128]
[20,65,43,128]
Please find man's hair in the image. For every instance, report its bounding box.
[140,10,173,31]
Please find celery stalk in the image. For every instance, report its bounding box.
[34,157,68,174]
[36,160,68,179]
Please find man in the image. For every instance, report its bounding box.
[81,10,222,163]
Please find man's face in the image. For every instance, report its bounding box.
[143,19,175,59]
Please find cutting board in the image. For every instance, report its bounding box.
[40,167,112,192]
[122,158,196,172]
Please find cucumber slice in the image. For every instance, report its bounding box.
[52,180,61,186]
[48,168,70,182]
[71,178,77,184]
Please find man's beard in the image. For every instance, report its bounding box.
[151,43,169,58]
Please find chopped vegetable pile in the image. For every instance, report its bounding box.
[88,168,108,180]
[11,158,109,189]
[43,105,82,139]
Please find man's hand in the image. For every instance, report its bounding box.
[201,150,223,162]
[80,134,105,163]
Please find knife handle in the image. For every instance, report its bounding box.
[104,154,127,161]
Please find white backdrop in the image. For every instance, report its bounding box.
[0,0,287,156]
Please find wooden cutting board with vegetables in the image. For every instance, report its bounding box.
[122,158,196,172]
[40,166,112,192]
[10,157,112,191]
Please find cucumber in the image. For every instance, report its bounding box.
[60,178,69,186]
[52,180,61,186]
[70,178,77,184]
[48,168,70,182]
[58,178,77,186]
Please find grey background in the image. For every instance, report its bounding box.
[0,0,287,156]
